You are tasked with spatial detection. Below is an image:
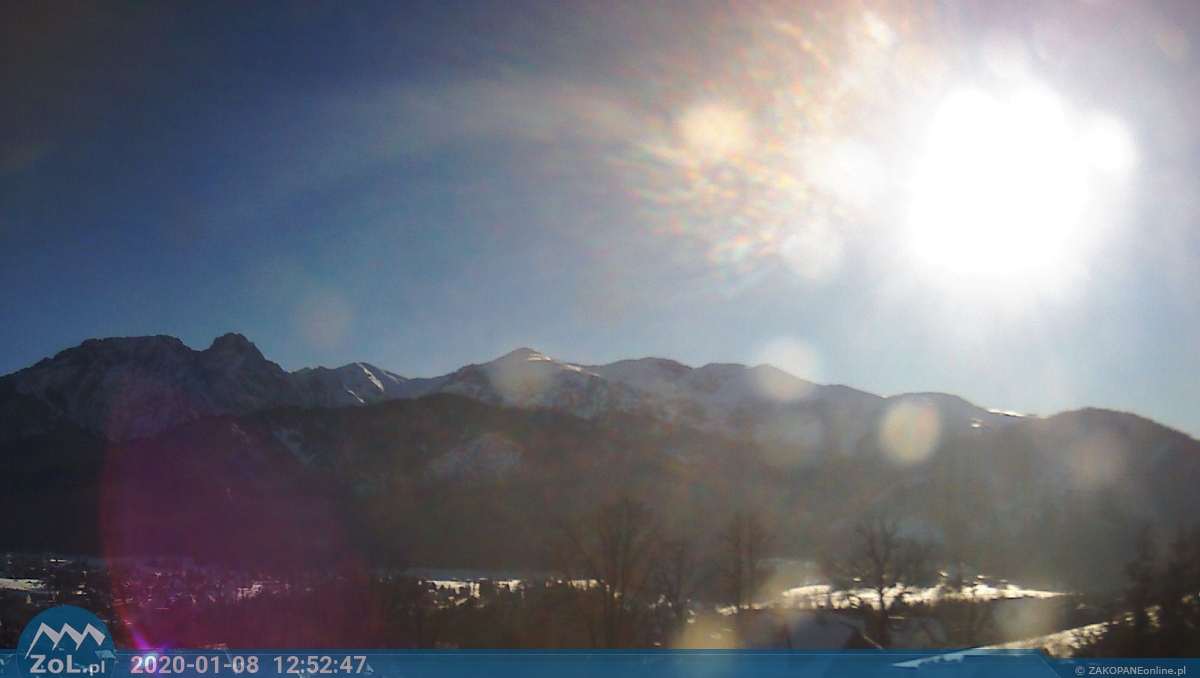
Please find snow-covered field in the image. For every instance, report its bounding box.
[985,622,1108,657]
[780,581,1065,609]
[0,577,44,592]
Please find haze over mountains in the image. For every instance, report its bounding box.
[0,333,1016,445]
[1,333,1198,592]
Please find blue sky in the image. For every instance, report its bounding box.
[3,1,1200,436]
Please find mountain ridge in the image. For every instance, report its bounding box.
[1,333,1198,592]
[0,333,1036,445]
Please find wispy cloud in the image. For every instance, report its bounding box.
[216,77,648,225]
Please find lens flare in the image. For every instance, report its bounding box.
[605,6,930,297]
[675,102,755,165]
[669,614,740,650]
[753,338,821,399]
[1066,431,1125,489]
[879,400,941,466]
[489,350,556,405]
[294,288,354,350]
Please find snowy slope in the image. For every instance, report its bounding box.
[401,348,652,418]
[293,362,411,407]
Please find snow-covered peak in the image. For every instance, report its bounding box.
[422,347,610,410]
[292,362,410,406]
[885,392,1025,432]
[591,358,826,407]
[583,357,830,432]
[492,347,550,363]
[481,347,588,374]
[0,334,1023,448]
[686,362,775,400]
[588,357,692,395]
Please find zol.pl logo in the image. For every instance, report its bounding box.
[16,606,116,678]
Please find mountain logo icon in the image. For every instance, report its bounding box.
[16,606,116,678]
[23,623,107,657]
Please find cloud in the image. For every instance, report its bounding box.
[216,76,648,226]
[392,79,645,147]
[292,77,645,165]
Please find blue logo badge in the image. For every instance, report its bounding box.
[16,606,117,678]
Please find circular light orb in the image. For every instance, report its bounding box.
[675,101,753,164]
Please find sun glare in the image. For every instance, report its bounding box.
[907,85,1097,280]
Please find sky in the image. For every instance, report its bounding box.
[3,1,1200,436]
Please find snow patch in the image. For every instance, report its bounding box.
[426,433,524,482]
[0,578,44,592]
[272,425,312,464]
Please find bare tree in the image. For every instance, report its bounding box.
[1124,531,1157,647]
[1149,526,1200,656]
[1075,524,1200,657]
[719,509,775,610]
[650,533,700,641]
[824,515,935,648]
[938,563,993,646]
[555,496,661,648]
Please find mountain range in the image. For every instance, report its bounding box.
[0,332,1017,446]
[1,333,1197,592]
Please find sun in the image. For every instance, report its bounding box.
[906,85,1096,281]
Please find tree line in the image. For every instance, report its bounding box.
[1074,526,1200,657]
[12,498,1196,653]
